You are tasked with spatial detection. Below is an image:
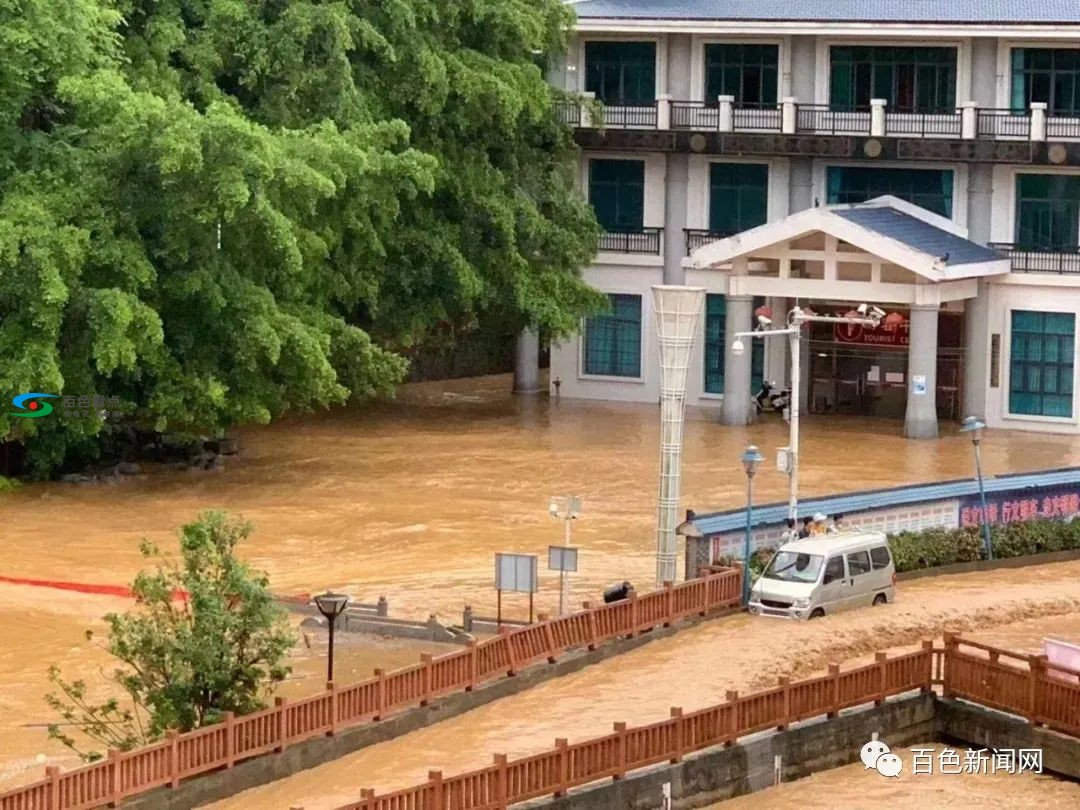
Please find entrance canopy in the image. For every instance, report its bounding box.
[689,196,1010,305]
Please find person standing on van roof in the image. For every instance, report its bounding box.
[810,512,828,536]
[780,517,799,544]
[799,516,813,538]
[831,513,847,532]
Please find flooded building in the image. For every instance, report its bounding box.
[538,2,1080,437]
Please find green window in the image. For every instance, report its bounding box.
[709,163,769,235]
[1011,48,1080,115]
[1015,174,1080,251]
[588,159,644,232]
[1009,310,1075,417]
[830,46,956,112]
[584,41,656,105]
[826,166,953,218]
[704,294,765,394]
[584,294,642,377]
[704,44,779,105]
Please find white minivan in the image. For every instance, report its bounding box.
[747,531,896,620]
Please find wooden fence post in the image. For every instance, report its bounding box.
[664,581,674,627]
[875,652,888,706]
[584,602,599,650]
[374,669,386,720]
[494,753,508,809]
[777,677,790,730]
[921,640,934,692]
[327,681,337,735]
[429,770,444,808]
[724,690,739,747]
[538,613,559,663]
[555,738,569,797]
[827,664,840,718]
[108,748,122,807]
[46,766,60,810]
[699,573,709,616]
[359,787,375,810]
[628,591,639,637]
[1028,654,1047,726]
[670,707,683,763]
[420,654,433,706]
[501,626,519,676]
[224,711,236,768]
[613,722,627,780]
[276,697,288,753]
[466,640,478,691]
[166,730,179,788]
[942,633,959,699]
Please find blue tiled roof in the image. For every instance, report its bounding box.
[832,207,1003,268]
[688,467,1080,535]
[573,1,1080,24]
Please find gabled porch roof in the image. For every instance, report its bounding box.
[690,196,1011,281]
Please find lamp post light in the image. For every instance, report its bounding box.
[740,445,764,606]
[734,304,884,523]
[960,416,993,561]
[312,591,351,683]
[548,495,582,614]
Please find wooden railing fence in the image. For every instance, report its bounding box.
[334,634,1080,810]
[0,569,742,810]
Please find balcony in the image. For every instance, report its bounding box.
[991,244,1080,274]
[558,93,1080,144]
[598,227,663,255]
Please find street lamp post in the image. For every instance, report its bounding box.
[312,591,351,683]
[740,445,764,605]
[960,416,993,561]
[549,496,581,614]
[733,304,884,522]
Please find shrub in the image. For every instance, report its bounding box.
[887,517,1080,573]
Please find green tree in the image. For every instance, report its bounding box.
[45,511,294,761]
[0,0,601,475]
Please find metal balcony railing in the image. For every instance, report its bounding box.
[598,227,663,255]
[991,243,1080,274]
[670,100,718,130]
[553,99,581,127]
[976,109,1032,139]
[684,228,738,256]
[731,102,783,132]
[885,108,963,138]
[598,102,658,129]
[795,104,872,136]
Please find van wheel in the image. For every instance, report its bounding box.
[873,593,888,606]
[809,608,825,619]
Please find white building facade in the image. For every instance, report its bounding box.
[537,2,1080,436]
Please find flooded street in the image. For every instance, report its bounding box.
[3,373,1080,800]
[4,374,1080,622]
[207,560,1080,810]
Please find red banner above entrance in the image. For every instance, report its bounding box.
[833,317,910,347]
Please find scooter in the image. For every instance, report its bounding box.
[754,381,791,414]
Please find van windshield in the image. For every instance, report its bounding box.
[762,551,824,583]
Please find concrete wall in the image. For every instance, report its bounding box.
[518,694,936,810]
[123,608,737,810]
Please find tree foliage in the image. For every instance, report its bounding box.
[0,0,600,474]
[46,511,294,761]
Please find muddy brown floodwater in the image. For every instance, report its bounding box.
[4,373,1080,797]
[5,373,1080,621]
[208,560,1080,810]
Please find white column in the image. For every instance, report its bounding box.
[580,91,596,128]
[781,97,797,134]
[657,94,671,130]
[963,287,990,419]
[720,295,754,426]
[663,154,689,285]
[904,304,940,439]
[1030,102,1047,141]
[870,98,887,137]
[960,101,977,140]
[766,298,789,388]
[718,95,734,132]
[513,328,541,394]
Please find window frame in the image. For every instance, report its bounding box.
[846,550,873,578]
[708,162,770,236]
[1010,47,1080,116]
[580,293,645,381]
[869,546,892,570]
[587,158,647,234]
[825,165,955,219]
[1005,309,1076,421]
[583,40,658,106]
[703,43,780,106]
[1013,173,1080,252]
[828,44,958,113]
[823,556,845,584]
